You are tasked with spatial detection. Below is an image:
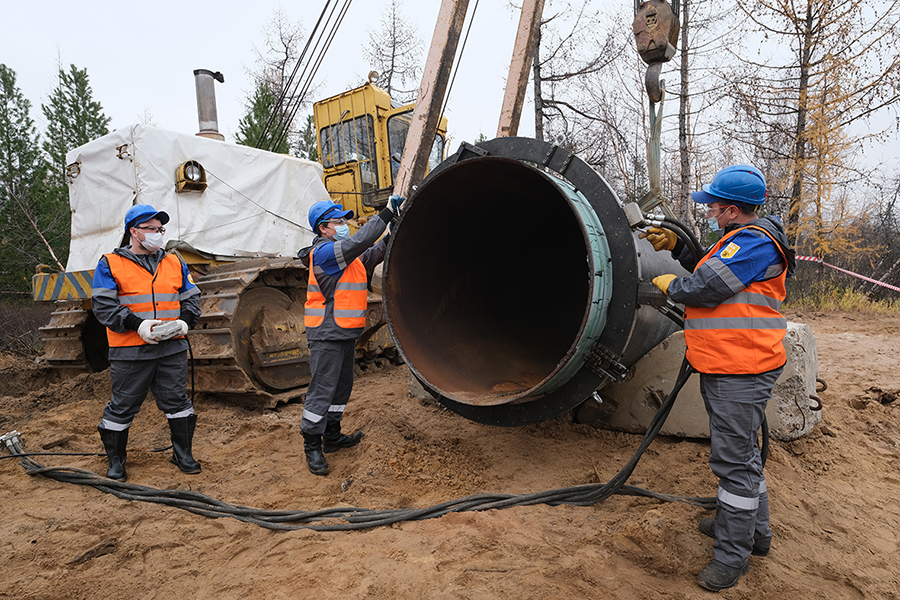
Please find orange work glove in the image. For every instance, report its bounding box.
[639,227,678,252]
[652,274,677,295]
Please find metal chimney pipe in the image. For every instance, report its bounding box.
[193,69,225,141]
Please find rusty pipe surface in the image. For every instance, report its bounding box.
[384,138,686,426]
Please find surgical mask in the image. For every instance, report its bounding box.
[706,207,732,234]
[140,231,164,251]
[333,224,351,241]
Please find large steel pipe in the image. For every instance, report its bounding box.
[384,137,688,426]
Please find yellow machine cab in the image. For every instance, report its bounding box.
[313,81,448,224]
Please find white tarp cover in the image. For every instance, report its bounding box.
[66,124,327,271]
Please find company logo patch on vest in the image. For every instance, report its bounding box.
[720,242,741,259]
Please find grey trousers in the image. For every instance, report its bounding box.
[99,351,193,430]
[700,366,783,567]
[301,339,356,435]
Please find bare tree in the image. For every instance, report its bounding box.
[531,1,624,144]
[240,9,314,152]
[362,0,424,103]
[725,0,900,251]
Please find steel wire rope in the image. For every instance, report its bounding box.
[272,0,353,154]
[3,357,720,532]
[437,0,479,130]
[256,0,339,149]
[278,0,354,151]
[266,0,347,151]
[198,168,313,233]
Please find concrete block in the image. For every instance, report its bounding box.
[585,322,821,441]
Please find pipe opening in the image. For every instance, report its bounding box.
[385,157,596,405]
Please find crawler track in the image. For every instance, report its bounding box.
[38,257,400,407]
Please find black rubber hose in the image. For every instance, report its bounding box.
[0,452,104,460]
[663,216,703,257]
[3,359,715,531]
[659,216,703,265]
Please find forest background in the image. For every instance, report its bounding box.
[2,0,900,356]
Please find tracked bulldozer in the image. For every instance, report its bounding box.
[32,70,419,406]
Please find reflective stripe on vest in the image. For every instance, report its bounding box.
[105,253,185,347]
[683,225,788,374]
[304,252,368,330]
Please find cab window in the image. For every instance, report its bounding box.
[387,110,446,183]
[320,115,377,171]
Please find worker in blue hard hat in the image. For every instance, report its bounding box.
[296,196,401,476]
[91,204,203,481]
[646,165,796,591]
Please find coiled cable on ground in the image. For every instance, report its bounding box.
[3,360,716,531]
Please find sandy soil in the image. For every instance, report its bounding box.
[1,310,898,599]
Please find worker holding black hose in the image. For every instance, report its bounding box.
[643,165,796,592]
[297,197,398,476]
[91,204,202,482]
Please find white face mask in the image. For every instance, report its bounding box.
[140,231,164,251]
[333,224,351,241]
[706,207,732,235]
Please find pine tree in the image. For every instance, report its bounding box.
[727,0,900,250]
[294,114,318,161]
[0,64,56,297]
[235,81,291,154]
[41,64,111,189]
[238,9,316,155]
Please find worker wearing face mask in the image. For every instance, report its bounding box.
[91,204,202,481]
[643,165,796,592]
[297,198,398,476]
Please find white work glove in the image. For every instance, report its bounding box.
[153,319,189,341]
[137,319,163,344]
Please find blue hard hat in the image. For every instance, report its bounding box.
[124,204,169,233]
[308,200,354,232]
[691,165,767,205]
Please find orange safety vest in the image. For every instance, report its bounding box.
[304,250,368,330]
[683,225,788,375]
[104,253,185,347]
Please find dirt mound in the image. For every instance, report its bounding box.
[1,311,899,599]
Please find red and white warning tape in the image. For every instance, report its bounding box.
[796,256,900,293]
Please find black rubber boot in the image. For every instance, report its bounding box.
[168,414,201,474]
[303,432,330,476]
[323,421,363,454]
[97,426,129,481]
[697,559,749,591]
[699,518,770,556]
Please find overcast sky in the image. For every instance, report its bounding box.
[3,1,897,177]
[2,0,533,150]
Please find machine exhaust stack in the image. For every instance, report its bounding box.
[193,69,225,141]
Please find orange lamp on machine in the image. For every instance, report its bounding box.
[175,160,207,193]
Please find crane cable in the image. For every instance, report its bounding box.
[438,0,480,129]
[273,0,353,154]
[257,0,354,152]
[2,358,727,532]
